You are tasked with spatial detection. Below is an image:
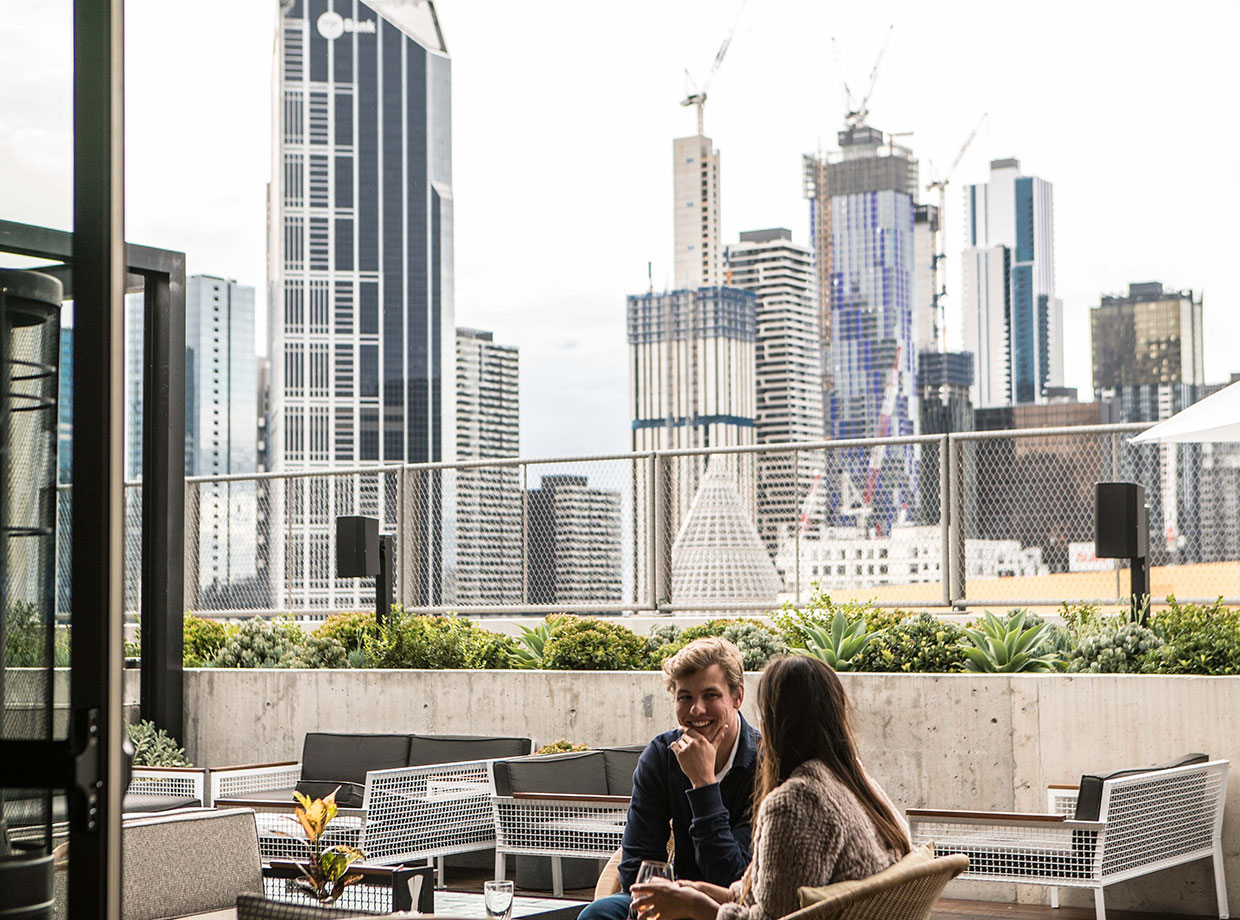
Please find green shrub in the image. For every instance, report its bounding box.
[513,620,556,669]
[184,614,230,667]
[368,610,516,669]
[4,601,69,667]
[642,623,682,668]
[534,739,589,754]
[313,612,379,665]
[1067,621,1162,673]
[859,613,968,672]
[771,587,876,649]
[797,611,871,671]
[293,634,349,669]
[1147,597,1240,675]
[962,610,1061,673]
[211,617,306,668]
[541,616,646,671]
[718,620,787,670]
[126,719,191,767]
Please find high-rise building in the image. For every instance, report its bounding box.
[526,475,622,605]
[1093,281,1205,562]
[185,275,259,609]
[912,204,941,356]
[123,293,145,482]
[269,0,455,608]
[725,228,819,552]
[673,135,722,290]
[804,124,919,534]
[455,327,520,605]
[961,158,1062,406]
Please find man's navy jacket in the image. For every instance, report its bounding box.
[618,714,760,892]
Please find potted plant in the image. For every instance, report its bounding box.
[273,788,366,904]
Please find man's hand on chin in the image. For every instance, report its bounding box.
[672,725,718,788]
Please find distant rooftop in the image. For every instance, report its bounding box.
[363,0,447,54]
[457,327,494,342]
[990,157,1020,171]
[1100,282,1198,306]
[738,228,792,244]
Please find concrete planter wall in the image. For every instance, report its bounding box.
[184,669,1240,917]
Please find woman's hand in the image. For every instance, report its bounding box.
[630,878,720,920]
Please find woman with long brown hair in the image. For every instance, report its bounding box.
[630,655,908,920]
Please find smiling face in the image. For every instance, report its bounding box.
[673,662,744,748]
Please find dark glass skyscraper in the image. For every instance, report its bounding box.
[270,0,454,606]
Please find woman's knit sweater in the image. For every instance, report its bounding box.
[716,760,903,920]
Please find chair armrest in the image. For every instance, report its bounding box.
[128,767,208,805]
[511,793,632,805]
[492,794,630,859]
[209,762,302,803]
[908,808,1070,825]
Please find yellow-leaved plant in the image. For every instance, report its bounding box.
[272,787,366,903]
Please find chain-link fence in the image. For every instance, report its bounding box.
[78,422,1240,618]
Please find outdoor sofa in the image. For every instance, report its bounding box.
[907,753,1229,920]
[491,746,644,896]
[211,732,532,878]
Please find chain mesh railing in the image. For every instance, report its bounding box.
[84,423,1240,618]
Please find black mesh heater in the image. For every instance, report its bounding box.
[0,269,64,919]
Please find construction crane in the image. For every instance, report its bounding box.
[681,0,747,136]
[831,24,893,128]
[925,112,987,350]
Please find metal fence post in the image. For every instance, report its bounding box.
[521,462,529,605]
[397,465,409,608]
[948,434,966,607]
[794,448,802,606]
[939,434,950,607]
[652,452,671,613]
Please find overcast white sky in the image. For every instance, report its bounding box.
[4,1,1238,460]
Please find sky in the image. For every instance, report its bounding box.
[3,1,1239,461]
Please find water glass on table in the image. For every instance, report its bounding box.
[485,880,515,920]
[628,859,674,919]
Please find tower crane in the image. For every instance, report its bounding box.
[681,0,747,136]
[831,24,894,128]
[925,112,987,350]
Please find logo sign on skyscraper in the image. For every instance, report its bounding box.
[316,11,376,39]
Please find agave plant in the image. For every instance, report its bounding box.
[272,788,366,904]
[512,620,553,669]
[961,610,1060,673]
[795,610,871,671]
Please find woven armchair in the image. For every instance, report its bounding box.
[784,853,968,920]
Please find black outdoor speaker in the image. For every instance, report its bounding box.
[336,515,379,577]
[1094,482,1149,559]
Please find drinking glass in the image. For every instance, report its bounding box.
[484,880,515,920]
[628,859,674,918]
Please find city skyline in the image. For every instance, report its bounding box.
[5,1,1239,462]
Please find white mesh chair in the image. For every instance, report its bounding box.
[907,758,1229,920]
[490,749,640,897]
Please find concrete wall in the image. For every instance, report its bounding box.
[183,669,1239,916]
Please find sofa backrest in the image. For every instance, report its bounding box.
[407,733,532,767]
[491,750,608,797]
[297,732,412,807]
[122,808,263,920]
[1073,751,1208,821]
[600,744,646,797]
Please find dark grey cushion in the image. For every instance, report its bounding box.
[296,733,410,807]
[218,787,299,805]
[406,733,532,766]
[601,745,646,797]
[1073,752,1208,821]
[121,792,202,813]
[492,751,607,797]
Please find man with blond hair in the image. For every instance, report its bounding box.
[581,637,760,920]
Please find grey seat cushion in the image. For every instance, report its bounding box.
[295,733,411,807]
[407,733,532,766]
[122,792,203,813]
[124,809,263,920]
[492,751,608,797]
[600,745,645,797]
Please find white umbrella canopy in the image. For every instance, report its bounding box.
[1130,380,1240,443]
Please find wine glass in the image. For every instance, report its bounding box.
[628,859,674,919]
[484,880,515,920]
